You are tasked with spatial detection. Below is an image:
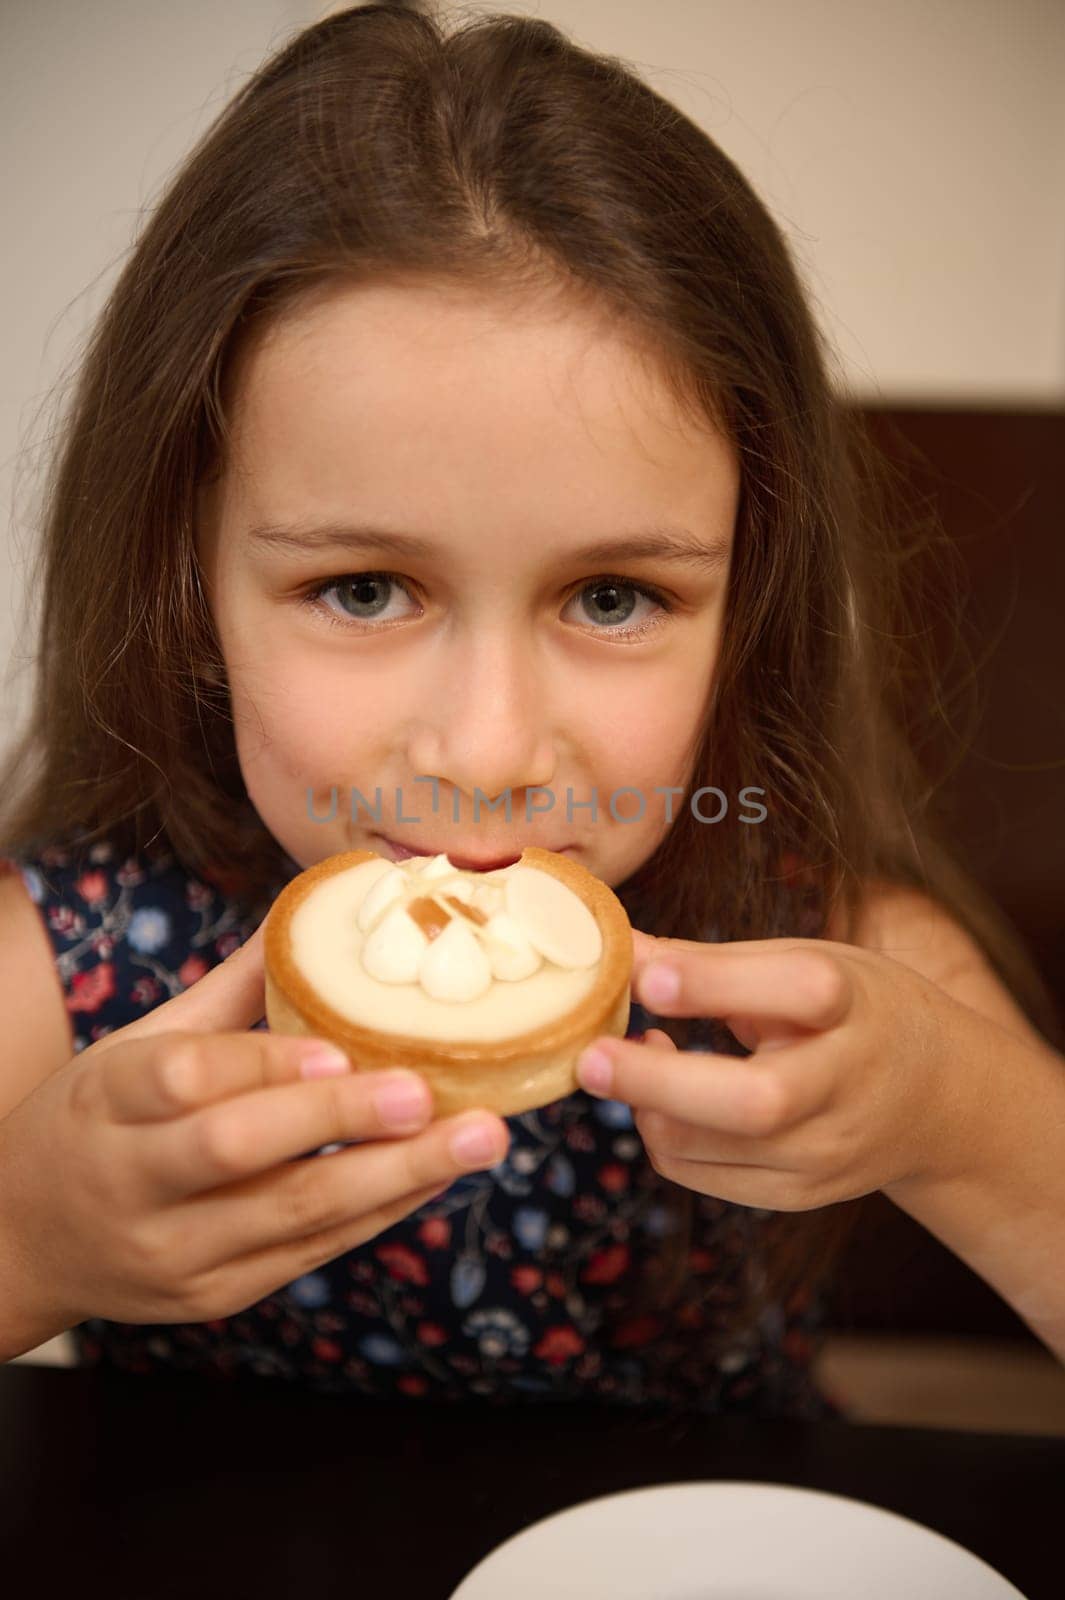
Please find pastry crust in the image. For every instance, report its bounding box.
[264,846,633,1117]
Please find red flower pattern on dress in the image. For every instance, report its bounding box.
[347,1291,379,1317]
[376,1242,429,1285]
[68,962,116,1014]
[581,1243,630,1285]
[75,870,109,905]
[417,1216,451,1250]
[597,1163,629,1194]
[4,839,838,1419]
[534,1325,585,1365]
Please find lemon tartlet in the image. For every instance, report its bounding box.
[263,846,633,1117]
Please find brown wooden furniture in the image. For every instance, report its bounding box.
[828,407,1065,1343]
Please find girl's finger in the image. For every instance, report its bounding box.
[141,1064,495,1200]
[176,1109,511,1266]
[99,1028,358,1124]
[635,945,854,1036]
[578,1028,839,1138]
[635,1107,778,1169]
[630,927,660,971]
[642,1152,811,1212]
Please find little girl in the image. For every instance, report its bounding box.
[2,4,1063,1405]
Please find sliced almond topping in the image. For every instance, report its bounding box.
[406,895,452,940]
[504,865,602,969]
[443,894,489,927]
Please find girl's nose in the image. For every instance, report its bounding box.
[407,632,557,803]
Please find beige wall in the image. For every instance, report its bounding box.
[3,0,1064,744]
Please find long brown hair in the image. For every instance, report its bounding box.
[2,3,1059,1346]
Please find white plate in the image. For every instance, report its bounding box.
[448,1481,1027,1599]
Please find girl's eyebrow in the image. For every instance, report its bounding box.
[244,519,731,574]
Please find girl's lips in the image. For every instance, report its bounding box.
[374,835,574,872]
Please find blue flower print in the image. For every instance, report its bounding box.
[545,1153,576,1197]
[285,1271,331,1309]
[509,1147,540,1175]
[491,1144,539,1200]
[360,1333,405,1365]
[513,1207,549,1250]
[592,1097,634,1129]
[463,1307,531,1359]
[12,834,836,1417]
[127,906,173,954]
[451,1253,487,1309]
[644,1204,678,1237]
[19,865,45,905]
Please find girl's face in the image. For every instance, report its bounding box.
[197,281,738,889]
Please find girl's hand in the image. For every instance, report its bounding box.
[0,919,510,1329]
[577,927,979,1212]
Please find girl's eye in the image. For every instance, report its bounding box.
[301,572,418,628]
[299,572,672,639]
[563,578,670,639]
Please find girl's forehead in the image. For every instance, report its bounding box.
[214,281,739,556]
[229,281,722,458]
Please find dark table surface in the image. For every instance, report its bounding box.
[2,1363,1061,1599]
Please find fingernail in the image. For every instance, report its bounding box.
[298,1042,352,1079]
[450,1119,503,1167]
[374,1072,431,1129]
[641,963,681,1005]
[577,1046,613,1095]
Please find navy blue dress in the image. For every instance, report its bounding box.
[1,836,843,1418]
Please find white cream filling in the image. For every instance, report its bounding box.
[288,856,602,1041]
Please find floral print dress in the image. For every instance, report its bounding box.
[1,836,843,1419]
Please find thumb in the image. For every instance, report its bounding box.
[115,918,268,1044]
